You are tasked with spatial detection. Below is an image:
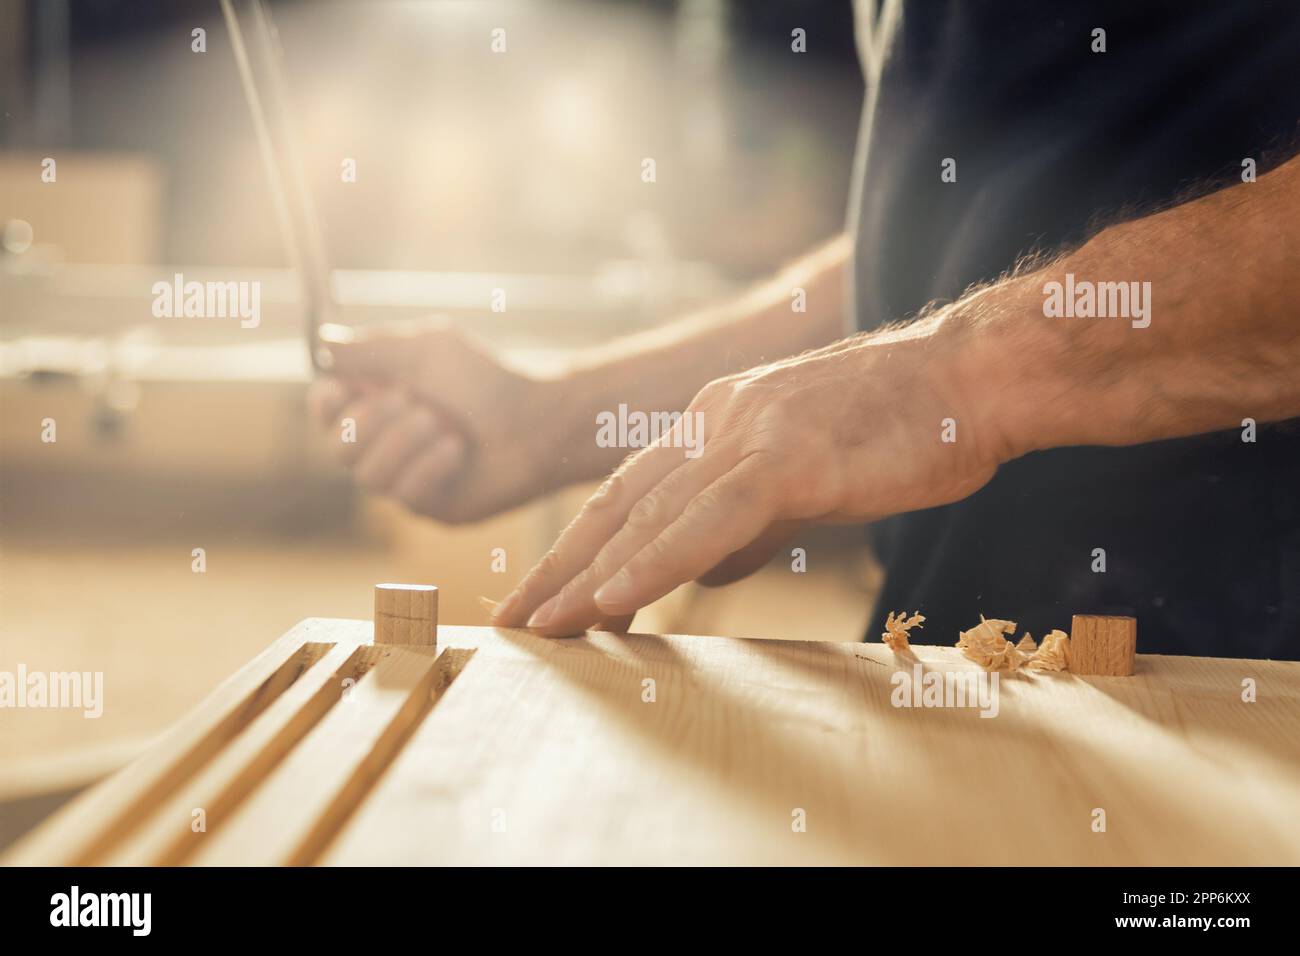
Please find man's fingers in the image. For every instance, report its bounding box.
[695,519,804,586]
[592,612,636,634]
[335,389,409,464]
[521,448,736,637]
[323,325,430,381]
[308,376,353,427]
[390,431,467,510]
[352,405,440,490]
[592,456,777,616]
[490,442,689,629]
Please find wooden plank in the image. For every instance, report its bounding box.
[187,642,467,866]
[7,618,1299,867]
[323,628,1300,866]
[0,735,150,805]
[2,620,338,866]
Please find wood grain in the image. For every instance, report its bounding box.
[6,619,1299,866]
[373,583,438,646]
[1071,614,1137,676]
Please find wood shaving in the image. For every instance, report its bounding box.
[953,617,1077,674]
[881,611,925,654]
[1025,629,1071,672]
[956,616,1026,672]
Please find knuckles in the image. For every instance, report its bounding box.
[682,487,727,523]
[526,547,565,585]
[625,492,666,531]
[590,471,627,507]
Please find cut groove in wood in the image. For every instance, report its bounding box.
[7,637,333,866]
[297,646,476,866]
[102,642,384,866]
[188,645,476,866]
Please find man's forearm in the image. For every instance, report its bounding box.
[951,155,1300,462]
[554,233,850,482]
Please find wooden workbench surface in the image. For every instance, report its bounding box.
[7,619,1300,866]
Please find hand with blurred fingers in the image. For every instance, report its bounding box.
[491,308,1011,636]
[308,320,581,524]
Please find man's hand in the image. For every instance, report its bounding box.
[308,237,852,527]
[309,320,579,524]
[493,153,1300,636]
[492,311,1006,635]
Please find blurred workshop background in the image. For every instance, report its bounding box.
[0,0,874,839]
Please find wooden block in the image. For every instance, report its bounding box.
[1070,614,1137,675]
[374,583,438,646]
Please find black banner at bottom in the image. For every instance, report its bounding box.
[0,866,1286,941]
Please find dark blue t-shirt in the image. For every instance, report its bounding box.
[849,0,1300,658]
